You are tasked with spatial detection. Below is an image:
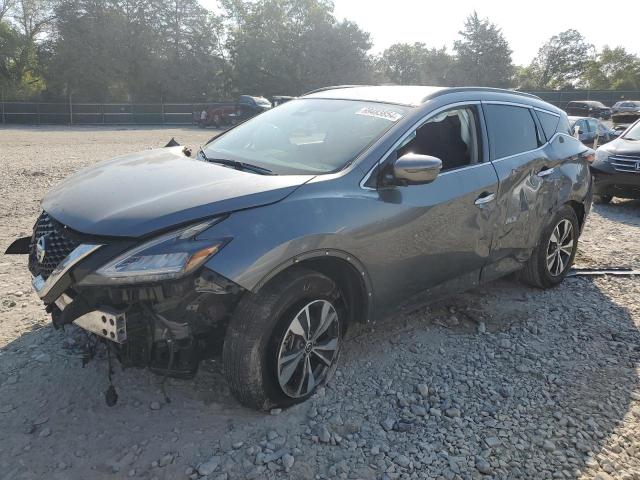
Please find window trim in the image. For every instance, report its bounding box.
[360,101,483,189]
[397,106,482,172]
[534,108,561,142]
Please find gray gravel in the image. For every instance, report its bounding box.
[1,126,640,479]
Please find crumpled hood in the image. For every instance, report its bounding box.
[43,147,314,238]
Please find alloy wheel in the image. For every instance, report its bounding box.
[546,219,574,277]
[276,299,340,398]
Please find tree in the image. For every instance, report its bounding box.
[0,0,15,22]
[46,0,227,101]
[222,0,373,96]
[582,46,640,90]
[452,11,513,87]
[378,43,454,86]
[529,29,594,89]
[0,0,51,98]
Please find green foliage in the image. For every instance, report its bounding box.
[222,0,373,96]
[452,12,513,88]
[1,3,640,102]
[377,43,454,86]
[582,46,640,90]
[46,0,226,101]
[529,29,594,89]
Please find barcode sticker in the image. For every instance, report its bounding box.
[355,107,403,122]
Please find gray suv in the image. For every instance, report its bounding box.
[6,86,593,410]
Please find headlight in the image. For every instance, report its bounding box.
[79,219,229,285]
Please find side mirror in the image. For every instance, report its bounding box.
[393,153,442,185]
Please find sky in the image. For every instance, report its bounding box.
[200,0,640,66]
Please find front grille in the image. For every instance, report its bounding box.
[610,155,640,174]
[28,212,80,279]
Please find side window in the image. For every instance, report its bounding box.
[397,107,479,171]
[483,104,539,160]
[558,114,572,135]
[535,110,560,140]
[576,119,588,133]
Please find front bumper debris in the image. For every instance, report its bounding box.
[46,288,129,343]
[73,307,127,343]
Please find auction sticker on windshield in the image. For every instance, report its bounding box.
[356,106,403,122]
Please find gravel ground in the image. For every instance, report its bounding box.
[1,126,640,480]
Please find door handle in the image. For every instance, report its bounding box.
[537,167,555,178]
[474,193,496,206]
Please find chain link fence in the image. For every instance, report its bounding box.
[2,92,640,125]
[0,102,235,125]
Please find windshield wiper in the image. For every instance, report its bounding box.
[198,148,274,175]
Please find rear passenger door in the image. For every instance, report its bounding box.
[481,103,559,280]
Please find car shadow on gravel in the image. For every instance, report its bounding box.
[1,276,639,479]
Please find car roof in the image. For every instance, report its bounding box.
[302,85,542,107]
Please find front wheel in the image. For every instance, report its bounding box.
[223,268,344,410]
[520,205,579,289]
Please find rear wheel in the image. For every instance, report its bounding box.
[521,206,579,289]
[223,268,344,410]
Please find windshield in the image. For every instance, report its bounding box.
[203,99,408,175]
[623,121,640,140]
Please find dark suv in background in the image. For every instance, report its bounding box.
[566,100,612,120]
[6,86,593,410]
[612,100,640,115]
[592,119,640,203]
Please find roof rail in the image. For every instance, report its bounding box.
[302,85,368,96]
[423,87,542,103]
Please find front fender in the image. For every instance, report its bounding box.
[198,188,377,296]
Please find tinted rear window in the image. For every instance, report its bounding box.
[535,110,560,140]
[484,104,539,159]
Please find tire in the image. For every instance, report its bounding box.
[594,194,612,204]
[223,267,344,410]
[520,205,579,289]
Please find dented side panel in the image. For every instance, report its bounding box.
[486,133,591,280]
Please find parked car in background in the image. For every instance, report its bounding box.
[566,100,611,120]
[272,95,296,106]
[569,116,620,147]
[227,95,272,125]
[591,118,640,203]
[612,110,640,133]
[611,100,640,115]
[197,95,272,128]
[197,104,236,128]
[6,85,593,410]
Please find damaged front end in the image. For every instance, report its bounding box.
[10,211,244,380]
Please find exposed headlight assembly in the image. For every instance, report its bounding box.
[79,219,229,285]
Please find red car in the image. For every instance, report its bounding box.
[197,105,236,128]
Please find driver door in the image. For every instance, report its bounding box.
[366,104,500,309]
